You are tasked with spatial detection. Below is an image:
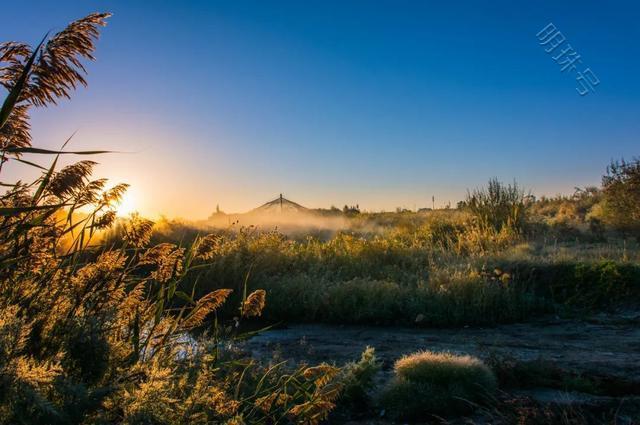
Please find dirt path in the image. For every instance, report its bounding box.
[242,311,640,381]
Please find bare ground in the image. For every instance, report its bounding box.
[238,311,640,423]
[243,311,640,381]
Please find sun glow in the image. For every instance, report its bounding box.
[116,189,138,217]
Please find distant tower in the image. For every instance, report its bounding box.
[279,193,283,213]
[216,204,220,214]
[432,196,435,210]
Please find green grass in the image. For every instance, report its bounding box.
[146,220,639,327]
[261,274,547,326]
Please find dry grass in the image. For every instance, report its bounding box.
[0,14,353,424]
[380,350,497,420]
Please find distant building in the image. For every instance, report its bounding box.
[208,203,226,220]
[249,194,309,215]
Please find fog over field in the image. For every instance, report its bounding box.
[2,3,639,424]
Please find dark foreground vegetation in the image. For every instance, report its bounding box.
[1,13,639,424]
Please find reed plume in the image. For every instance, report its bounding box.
[0,13,349,424]
[241,289,266,318]
[0,13,110,158]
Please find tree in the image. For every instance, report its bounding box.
[601,158,640,238]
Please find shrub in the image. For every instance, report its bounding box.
[588,217,606,241]
[601,158,640,239]
[455,221,521,255]
[549,220,583,241]
[380,350,497,420]
[463,178,529,234]
[339,346,381,410]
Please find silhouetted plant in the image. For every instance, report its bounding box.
[0,14,348,424]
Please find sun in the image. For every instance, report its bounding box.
[116,189,138,217]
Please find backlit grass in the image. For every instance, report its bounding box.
[380,350,497,419]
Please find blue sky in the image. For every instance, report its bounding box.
[2,1,639,217]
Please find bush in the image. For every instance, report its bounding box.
[549,220,583,241]
[339,346,381,410]
[380,351,497,420]
[601,158,640,239]
[463,178,528,234]
[588,217,606,241]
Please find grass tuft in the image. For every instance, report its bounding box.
[380,350,497,420]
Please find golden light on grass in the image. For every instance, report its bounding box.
[380,350,497,419]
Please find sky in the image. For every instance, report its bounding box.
[2,1,639,218]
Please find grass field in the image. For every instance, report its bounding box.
[2,12,639,424]
[126,209,640,328]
